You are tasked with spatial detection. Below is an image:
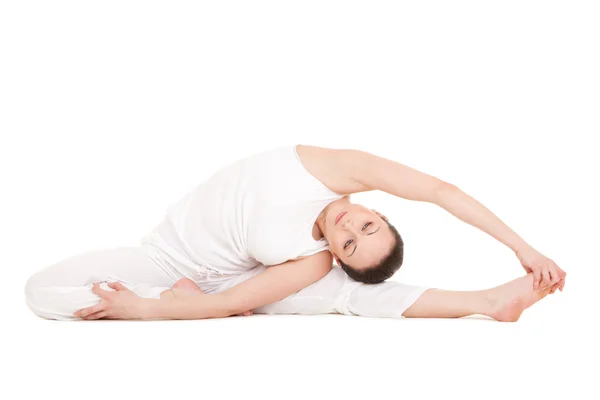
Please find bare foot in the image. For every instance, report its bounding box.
[170,278,253,317]
[485,273,552,322]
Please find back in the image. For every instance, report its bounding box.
[140,144,345,275]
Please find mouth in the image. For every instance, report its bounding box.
[335,211,347,225]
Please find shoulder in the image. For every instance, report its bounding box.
[295,144,372,195]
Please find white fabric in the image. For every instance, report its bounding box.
[139,144,345,278]
[211,261,429,318]
[23,245,181,321]
[24,244,429,321]
[24,144,429,321]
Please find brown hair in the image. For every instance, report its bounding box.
[338,219,403,284]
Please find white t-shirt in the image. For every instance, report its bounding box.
[140,144,345,276]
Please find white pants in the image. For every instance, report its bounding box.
[24,243,428,321]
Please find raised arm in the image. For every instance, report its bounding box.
[335,148,565,292]
[142,251,334,320]
[332,148,446,202]
[337,148,532,251]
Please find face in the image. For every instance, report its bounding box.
[318,197,395,270]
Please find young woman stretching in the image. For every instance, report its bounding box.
[24,144,566,321]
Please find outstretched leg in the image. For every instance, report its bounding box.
[403,272,552,321]
[211,264,553,321]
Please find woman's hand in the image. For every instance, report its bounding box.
[74,282,147,320]
[516,247,566,293]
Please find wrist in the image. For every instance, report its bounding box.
[138,298,156,320]
[515,244,542,258]
[511,240,533,256]
[138,292,173,320]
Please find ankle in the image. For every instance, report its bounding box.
[480,289,499,318]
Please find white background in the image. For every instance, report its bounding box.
[2,1,598,399]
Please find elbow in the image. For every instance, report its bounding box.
[432,181,459,204]
[438,181,459,191]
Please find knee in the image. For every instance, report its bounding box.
[24,272,49,318]
[24,272,42,301]
[24,271,70,320]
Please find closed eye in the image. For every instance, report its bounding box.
[344,222,372,249]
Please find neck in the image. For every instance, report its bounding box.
[315,214,326,240]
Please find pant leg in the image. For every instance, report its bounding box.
[213,265,430,319]
[24,245,179,321]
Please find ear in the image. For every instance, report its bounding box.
[371,209,388,222]
[328,250,341,266]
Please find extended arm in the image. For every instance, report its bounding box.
[338,149,531,254]
[430,183,531,254]
[335,149,565,290]
[141,251,334,320]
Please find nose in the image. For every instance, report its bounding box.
[341,216,353,229]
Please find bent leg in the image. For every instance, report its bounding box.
[24,246,177,320]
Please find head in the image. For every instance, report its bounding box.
[315,196,404,284]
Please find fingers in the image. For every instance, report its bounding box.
[549,270,561,294]
[107,281,127,291]
[557,268,567,292]
[74,281,132,319]
[547,263,566,293]
[81,311,108,320]
[545,262,566,294]
[544,265,561,292]
[533,268,541,291]
[91,283,111,299]
[559,276,566,291]
[74,300,106,318]
[540,269,552,292]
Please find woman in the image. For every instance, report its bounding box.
[24,144,566,321]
